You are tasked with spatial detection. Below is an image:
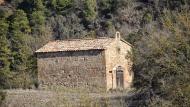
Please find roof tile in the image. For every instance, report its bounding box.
[36,38,115,53]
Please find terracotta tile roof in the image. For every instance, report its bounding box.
[36,38,115,53]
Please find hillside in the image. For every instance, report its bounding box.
[0,0,190,106]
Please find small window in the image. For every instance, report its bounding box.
[116,47,121,53]
[109,71,112,73]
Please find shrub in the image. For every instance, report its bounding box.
[0,91,6,106]
[84,0,97,21]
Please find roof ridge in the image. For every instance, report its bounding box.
[53,37,113,42]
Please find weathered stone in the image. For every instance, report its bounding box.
[36,32,133,92]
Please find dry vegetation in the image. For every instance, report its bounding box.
[0,89,132,107]
[0,0,190,106]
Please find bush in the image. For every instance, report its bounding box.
[0,91,6,106]
[84,0,97,21]
[49,0,73,12]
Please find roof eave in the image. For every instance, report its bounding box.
[120,39,132,47]
[35,48,106,53]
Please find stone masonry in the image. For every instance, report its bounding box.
[37,50,106,92]
[36,32,133,92]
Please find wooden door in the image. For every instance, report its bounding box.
[116,70,124,88]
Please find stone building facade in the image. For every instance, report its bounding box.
[36,32,133,92]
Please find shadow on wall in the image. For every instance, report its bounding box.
[37,50,102,58]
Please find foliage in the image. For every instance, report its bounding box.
[84,0,97,21]
[0,91,6,106]
[128,11,190,106]
[33,0,45,11]
[30,11,45,34]
[9,10,33,88]
[49,0,73,12]
[0,18,11,89]
[0,0,190,106]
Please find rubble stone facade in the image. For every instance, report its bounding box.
[36,32,133,92]
[37,50,106,92]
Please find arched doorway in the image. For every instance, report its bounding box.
[116,66,124,88]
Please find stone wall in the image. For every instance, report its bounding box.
[0,0,5,5]
[37,50,107,92]
[105,39,133,90]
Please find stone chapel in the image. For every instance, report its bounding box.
[36,32,133,92]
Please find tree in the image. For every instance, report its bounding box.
[29,0,45,34]
[30,11,45,35]
[128,11,190,106]
[33,0,45,11]
[9,10,32,88]
[0,18,11,89]
[84,0,97,21]
[49,0,73,12]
